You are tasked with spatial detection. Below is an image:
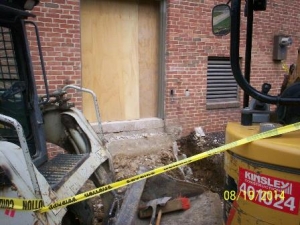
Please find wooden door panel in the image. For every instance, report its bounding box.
[81,0,158,122]
[138,0,159,118]
[81,0,139,122]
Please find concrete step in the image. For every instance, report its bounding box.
[105,133,173,157]
[91,118,173,156]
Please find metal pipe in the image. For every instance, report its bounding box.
[0,114,41,197]
[62,85,104,140]
[243,0,254,108]
[25,21,49,104]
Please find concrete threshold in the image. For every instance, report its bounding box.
[91,117,164,135]
[102,117,164,133]
[91,118,173,157]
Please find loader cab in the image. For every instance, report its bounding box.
[0,2,48,167]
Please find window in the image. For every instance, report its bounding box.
[206,57,239,109]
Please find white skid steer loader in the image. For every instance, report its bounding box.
[0,1,118,224]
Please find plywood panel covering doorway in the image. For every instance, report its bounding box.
[81,0,160,123]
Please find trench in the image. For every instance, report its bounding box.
[177,131,226,196]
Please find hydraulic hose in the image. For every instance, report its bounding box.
[230,0,300,105]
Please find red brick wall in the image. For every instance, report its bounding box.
[31,0,82,107]
[165,0,300,136]
[165,0,235,135]
[30,0,82,156]
[30,0,300,137]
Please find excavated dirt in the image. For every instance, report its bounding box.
[177,132,225,196]
[83,131,225,224]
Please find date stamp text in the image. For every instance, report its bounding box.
[223,190,285,201]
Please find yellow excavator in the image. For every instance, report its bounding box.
[212,1,300,224]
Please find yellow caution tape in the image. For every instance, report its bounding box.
[0,198,44,211]
[1,122,300,213]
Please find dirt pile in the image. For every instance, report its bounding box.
[87,131,225,224]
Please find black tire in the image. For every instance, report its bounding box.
[62,200,94,225]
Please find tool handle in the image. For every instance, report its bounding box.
[155,209,162,225]
[149,205,156,225]
[149,215,155,225]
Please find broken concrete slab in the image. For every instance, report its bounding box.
[157,191,223,225]
[136,174,222,225]
[134,191,223,225]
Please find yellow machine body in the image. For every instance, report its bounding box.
[224,122,300,225]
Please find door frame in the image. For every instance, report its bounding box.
[158,0,166,119]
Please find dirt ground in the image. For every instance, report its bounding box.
[86,131,225,224]
[177,131,225,195]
